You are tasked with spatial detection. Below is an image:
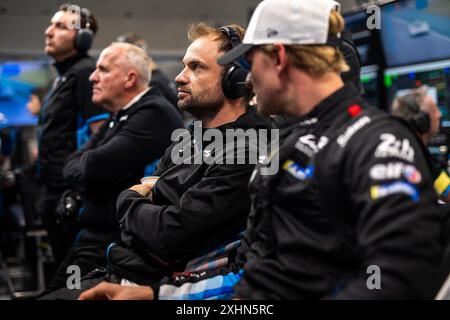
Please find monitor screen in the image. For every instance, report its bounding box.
[384,59,450,126]
[344,10,376,66]
[380,0,450,67]
[360,65,379,107]
[0,60,50,128]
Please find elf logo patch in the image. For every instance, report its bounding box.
[370,162,421,184]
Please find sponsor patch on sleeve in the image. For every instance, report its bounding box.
[374,133,415,162]
[369,162,422,184]
[283,160,314,181]
[370,181,419,202]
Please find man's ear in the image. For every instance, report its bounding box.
[124,71,138,90]
[275,44,289,74]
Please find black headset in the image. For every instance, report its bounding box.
[74,8,94,53]
[402,93,431,134]
[218,26,250,100]
[339,31,363,95]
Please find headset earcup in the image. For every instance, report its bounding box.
[339,31,363,95]
[222,64,249,100]
[75,29,93,53]
[413,112,431,134]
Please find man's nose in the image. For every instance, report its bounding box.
[175,68,188,85]
[89,69,98,83]
[45,25,53,37]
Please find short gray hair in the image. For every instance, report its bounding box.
[391,85,428,121]
[109,42,151,87]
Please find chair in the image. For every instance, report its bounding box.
[0,249,16,299]
[8,166,48,298]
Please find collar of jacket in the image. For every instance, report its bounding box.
[304,84,362,127]
[215,106,270,132]
[114,86,160,121]
[53,52,89,75]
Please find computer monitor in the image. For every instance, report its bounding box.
[360,65,379,107]
[384,59,450,127]
[380,0,450,67]
[0,60,50,128]
[344,10,376,66]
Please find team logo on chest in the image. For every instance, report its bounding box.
[295,134,329,158]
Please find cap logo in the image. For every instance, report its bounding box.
[266,28,279,38]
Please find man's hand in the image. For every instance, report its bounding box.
[78,282,154,300]
[129,183,153,197]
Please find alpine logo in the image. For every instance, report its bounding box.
[295,135,329,157]
[298,117,318,127]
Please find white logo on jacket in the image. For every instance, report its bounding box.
[374,133,415,162]
[370,162,422,184]
[295,135,329,157]
[337,116,371,147]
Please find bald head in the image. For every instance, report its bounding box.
[90,43,151,112]
[105,42,151,86]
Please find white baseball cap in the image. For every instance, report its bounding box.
[218,0,341,66]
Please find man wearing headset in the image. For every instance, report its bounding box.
[391,86,450,201]
[42,23,271,300]
[38,4,109,267]
[79,0,444,300]
[219,0,443,299]
[42,42,184,293]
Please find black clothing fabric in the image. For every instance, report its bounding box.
[43,235,109,294]
[235,85,443,299]
[45,88,184,290]
[38,53,108,189]
[63,87,183,232]
[36,185,78,266]
[150,69,178,108]
[41,268,112,300]
[106,107,271,284]
[42,107,271,299]
[37,53,108,264]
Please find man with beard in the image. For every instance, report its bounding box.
[42,23,270,300]
[79,0,445,300]
[38,4,109,266]
[42,42,184,293]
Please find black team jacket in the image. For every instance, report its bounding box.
[234,85,444,299]
[107,107,271,283]
[62,87,184,242]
